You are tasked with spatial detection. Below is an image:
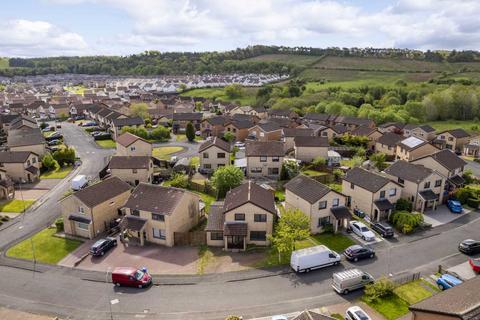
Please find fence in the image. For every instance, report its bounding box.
[391,272,421,285]
[174,230,206,246]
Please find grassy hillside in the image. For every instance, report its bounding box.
[181,87,258,106]
[245,54,322,67]
[0,58,9,69]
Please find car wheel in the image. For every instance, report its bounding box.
[101,251,105,256]
[343,289,349,294]
[305,268,311,273]
[353,257,358,262]
[115,283,120,287]
[362,236,366,240]
[334,261,340,266]
[113,241,117,246]
[370,253,374,259]
[138,284,143,288]
[438,284,444,290]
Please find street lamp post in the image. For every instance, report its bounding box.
[106,267,113,320]
[19,179,36,277]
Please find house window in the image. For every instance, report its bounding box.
[321,132,328,137]
[132,169,138,174]
[27,160,31,166]
[260,156,267,162]
[250,231,266,241]
[350,183,355,190]
[254,214,267,222]
[210,232,223,240]
[318,201,327,209]
[233,128,237,133]
[269,168,279,175]
[398,178,404,184]
[435,179,442,187]
[272,156,280,162]
[77,222,89,230]
[217,153,225,159]
[251,167,262,173]
[204,164,212,169]
[318,216,330,228]
[152,213,164,221]
[131,209,140,217]
[32,157,37,163]
[380,191,386,199]
[152,228,166,240]
[203,152,209,159]
[130,146,136,151]
[424,181,431,189]
[332,198,339,207]
[389,188,397,196]
[79,207,84,213]
[234,213,245,221]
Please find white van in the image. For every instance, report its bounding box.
[71,175,88,191]
[332,268,374,294]
[290,245,341,273]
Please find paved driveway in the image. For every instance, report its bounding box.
[423,205,472,227]
[15,179,63,200]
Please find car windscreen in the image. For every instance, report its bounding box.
[134,270,145,281]
[360,227,369,232]
[354,310,369,320]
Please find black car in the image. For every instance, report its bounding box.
[371,222,394,238]
[45,133,63,141]
[459,239,480,255]
[344,245,375,262]
[353,208,365,218]
[89,237,117,256]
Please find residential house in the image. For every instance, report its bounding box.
[0,151,40,183]
[409,275,480,320]
[412,149,467,193]
[246,141,284,179]
[108,156,153,186]
[342,167,402,221]
[111,117,144,140]
[205,181,276,250]
[200,116,228,138]
[404,124,437,141]
[384,161,446,213]
[351,126,383,151]
[332,116,375,131]
[375,132,404,158]
[0,168,14,200]
[294,136,329,163]
[247,122,282,142]
[198,137,232,172]
[378,122,406,134]
[224,119,254,142]
[285,175,351,233]
[282,128,314,152]
[463,135,480,158]
[121,184,200,247]
[317,125,349,141]
[433,129,470,152]
[7,128,46,156]
[61,176,131,239]
[115,132,152,157]
[395,136,439,162]
[172,112,203,133]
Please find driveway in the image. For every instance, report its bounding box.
[423,205,472,227]
[14,179,63,201]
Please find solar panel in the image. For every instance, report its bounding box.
[401,136,424,148]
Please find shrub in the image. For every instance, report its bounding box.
[312,156,326,167]
[169,173,189,189]
[332,169,344,181]
[322,223,334,233]
[467,198,480,209]
[55,218,64,232]
[395,198,413,212]
[363,277,396,302]
[390,211,423,234]
[1,216,9,222]
[150,126,170,141]
[41,153,58,171]
[225,316,242,320]
[186,122,195,142]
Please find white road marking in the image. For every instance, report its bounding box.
[110,299,119,305]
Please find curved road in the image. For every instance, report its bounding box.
[0,124,478,320]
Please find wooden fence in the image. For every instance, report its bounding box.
[392,272,421,285]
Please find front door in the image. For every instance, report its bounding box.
[227,236,244,249]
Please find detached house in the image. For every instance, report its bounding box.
[200,116,228,138]
[205,181,276,250]
[294,136,329,163]
[198,137,231,172]
[246,141,284,179]
[384,161,446,213]
[247,122,282,142]
[351,126,383,151]
[396,136,439,162]
[404,124,436,141]
[61,177,131,239]
[375,132,404,158]
[172,112,203,133]
[224,119,253,141]
[115,132,152,157]
[433,129,470,152]
[281,128,314,153]
[0,151,40,183]
[7,128,46,156]
[108,156,153,186]
[121,184,200,247]
[111,117,144,139]
[285,175,351,233]
[342,167,402,221]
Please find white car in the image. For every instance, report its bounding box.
[234,141,245,148]
[349,221,376,242]
[346,306,372,320]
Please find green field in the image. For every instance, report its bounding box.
[0,58,9,69]
[427,120,480,134]
[246,54,322,67]
[181,87,258,106]
[7,227,83,264]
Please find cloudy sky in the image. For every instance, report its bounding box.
[1,0,479,57]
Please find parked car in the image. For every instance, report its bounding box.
[271,316,288,320]
[195,131,201,136]
[370,222,394,238]
[436,273,462,290]
[344,245,375,262]
[447,199,463,213]
[290,245,340,273]
[42,127,52,133]
[56,124,61,129]
[345,306,372,320]
[71,175,88,191]
[45,132,63,141]
[349,221,376,242]
[459,239,480,255]
[111,267,152,288]
[234,141,245,148]
[469,258,480,273]
[353,208,365,218]
[47,139,61,146]
[89,237,117,256]
[74,115,85,120]
[93,132,112,140]
[82,121,97,127]
[332,269,374,295]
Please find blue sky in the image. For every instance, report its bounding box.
[0,0,479,57]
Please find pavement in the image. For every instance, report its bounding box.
[423,205,472,227]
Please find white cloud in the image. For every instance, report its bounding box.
[0,19,88,57]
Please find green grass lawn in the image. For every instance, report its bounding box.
[193,191,216,213]
[327,183,342,193]
[64,85,86,95]
[253,237,317,268]
[0,57,9,69]
[0,199,35,213]
[95,139,116,149]
[152,146,184,159]
[427,120,480,134]
[274,190,285,202]
[189,156,200,167]
[40,165,73,179]
[301,169,329,177]
[175,134,202,142]
[180,87,258,106]
[393,280,439,305]
[7,227,83,264]
[362,295,410,320]
[310,233,356,252]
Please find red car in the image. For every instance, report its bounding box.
[111,267,152,288]
[469,258,480,273]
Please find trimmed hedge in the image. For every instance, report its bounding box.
[390,211,423,234]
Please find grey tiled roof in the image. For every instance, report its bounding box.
[74,176,131,208]
[384,160,433,183]
[344,167,391,193]
[223,181,276,215]
[284,175,332,204]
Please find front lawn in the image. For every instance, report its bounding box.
[274,190,285,202]
[362,295,410,320]
[327,183,342,193]
[95,139,116,149]
[0,199,35,213]
[301,169,328,177]
[40,165,73,179]
[393,280,438,305]
[310,233,356,252]
[152,146,184,159]
[7,227,83,264]
[175,134,202,142]
[253,237,317,268]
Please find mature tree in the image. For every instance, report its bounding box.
[224,84,243,99]
[150,126,170,141]
[52,147,76,167]
[280,160,299,180]
[130,103,149,119]
[369,153,387,171]
[269,209,310,263]
[135,126,149,139]
[223,132,235,143]
[41,153,58,171]
[39,122,48,130]
[185,122,195,142]
[211,165,244,198]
